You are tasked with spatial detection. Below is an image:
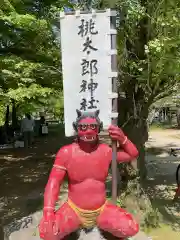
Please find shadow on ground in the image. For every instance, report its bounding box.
[145,146,180,232]
[0,125,72,226]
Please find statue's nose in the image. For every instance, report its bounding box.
[86,128,93,134]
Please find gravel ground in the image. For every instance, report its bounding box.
[3,128,180,240]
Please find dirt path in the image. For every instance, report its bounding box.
[146,129,180,177]
[145,129,180,237]
[148,129,180,147]
[0,126,71,226]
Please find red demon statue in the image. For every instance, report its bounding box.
[39,110,139,240]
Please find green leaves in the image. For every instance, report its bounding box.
[0,0,64,113]
[6,84,53,102]
[113,0,180,105]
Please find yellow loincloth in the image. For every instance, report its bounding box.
[67,198,106,228]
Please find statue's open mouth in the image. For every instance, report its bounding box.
[80,136,96,142]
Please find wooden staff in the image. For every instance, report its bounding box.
[110,11,118,204]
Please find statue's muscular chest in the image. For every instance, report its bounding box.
[66,144,111,183]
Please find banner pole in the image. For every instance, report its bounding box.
[110,10,118,204]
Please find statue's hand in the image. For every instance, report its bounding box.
[108,125,126,144]
[39,211,59,239]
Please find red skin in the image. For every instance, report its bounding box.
[39,118,139,240]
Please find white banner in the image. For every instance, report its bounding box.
[60,9,117,136]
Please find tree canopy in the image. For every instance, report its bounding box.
[0,0,180,132]
[0,0,66,118]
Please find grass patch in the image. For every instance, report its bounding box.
[149,123,171,131]
[149,122,179,131]
[145,223,180,240]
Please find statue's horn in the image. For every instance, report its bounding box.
[95,110,100,117]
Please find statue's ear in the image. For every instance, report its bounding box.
[95,110,100,117]
[76,109,82,118]
[73,122,77,131]
[99,121,103,133]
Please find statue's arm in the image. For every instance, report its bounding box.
[43,146,69,214]
[108,125,139,163]
[116,137,139,163]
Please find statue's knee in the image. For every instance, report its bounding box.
[131,221,139,236]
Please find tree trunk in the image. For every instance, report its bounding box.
[12,100,18,131]
[118,97,148,181]
[177,108,180,128]
[4,105,10,137]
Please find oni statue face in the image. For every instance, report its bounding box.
[73,109,103,143]
[77,117,99,142]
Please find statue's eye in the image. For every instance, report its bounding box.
[90,124,97,130]
[81,124,87,130]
